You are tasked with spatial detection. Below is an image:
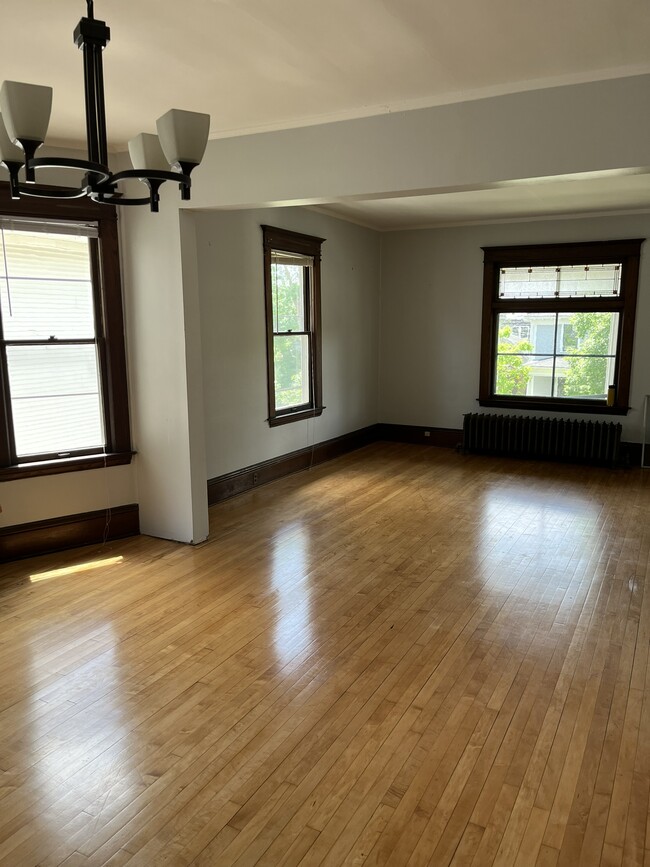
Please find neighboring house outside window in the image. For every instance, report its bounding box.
[479,240,643,414]
[0,184,131,480]
[262,225,324,426]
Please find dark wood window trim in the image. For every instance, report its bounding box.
[262,225,324,427]
[479,239,643,415]
[0,182,132,480]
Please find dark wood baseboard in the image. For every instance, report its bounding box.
[0,504,139,563]
[209,420,645,508]
[377,423,463,449]
[207,423,465,505]
[208,425,380,505]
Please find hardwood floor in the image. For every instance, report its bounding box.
[0,442,649,866]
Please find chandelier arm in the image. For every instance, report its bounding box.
[92,169,191,210]
[17,184,90,200]
[90,193,152,206]
[2,161,23,199]
[107,168,190,185]
[28,156,111,183]
[20,141,44,183]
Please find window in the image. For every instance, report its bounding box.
[262,225,324,426]
[0,183,131,479]
[479,239,643,414]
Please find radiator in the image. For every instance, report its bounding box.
[462,413,622,464]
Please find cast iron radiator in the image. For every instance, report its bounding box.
[462,413,622,464]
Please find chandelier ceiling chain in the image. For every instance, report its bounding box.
[0,2,210,212]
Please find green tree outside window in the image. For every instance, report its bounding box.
[564,312,613,397]
[495,326,533,395]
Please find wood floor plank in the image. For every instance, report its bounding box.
[0,443,648,866]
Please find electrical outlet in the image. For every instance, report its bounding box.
[253,472,259,485]
[424,431,431,437]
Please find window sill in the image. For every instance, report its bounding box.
[478,398,629,416]
[268,407,324,427]
[0,451,134,482]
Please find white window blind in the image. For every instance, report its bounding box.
[271,251,313,268]
[0,222,105,459]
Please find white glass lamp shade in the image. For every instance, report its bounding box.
[156,109,210,167]
[128,133,170,172]
[0,112,24,163]
[0,81,52,144]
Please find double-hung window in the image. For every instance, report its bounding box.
[479,240,643,414]
[262,225,324,426]
[0,185,131,479]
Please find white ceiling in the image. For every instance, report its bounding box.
[311,172,650,231]
[1,0,649,150]
[1,1,649,228]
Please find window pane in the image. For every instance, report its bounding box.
[556,311,619,399]
[497,312,557,354]
[0,230,95,340]
[271,263,306,333]
[274,334,310,410]
[558,264,621,298]
[555,357,612,400]
[0,230,91,280]
[562,311,619,356]
[1,279,95,340]
[6,344,104,457]
[495,353,554,396]
[499,263,621,299]
[499,267,557,299]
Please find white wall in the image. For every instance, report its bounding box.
[119,197,208,543]
[195,207,380,478]
[0,464,136,528]
[379,213,650,441]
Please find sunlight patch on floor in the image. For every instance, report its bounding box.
[30,555,124,583]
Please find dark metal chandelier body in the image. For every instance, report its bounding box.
[0,0,210,212]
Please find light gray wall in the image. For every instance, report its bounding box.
[195,207,380,479]
[379,213,650,441]
[190,75,650,209]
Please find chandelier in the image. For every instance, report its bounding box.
[0,0,210,212]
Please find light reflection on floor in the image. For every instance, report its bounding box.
[475,480,605,588]
[22,552,129,810]
[25,603,128,825]
[270,523,313,665]
[30,555,124,582]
